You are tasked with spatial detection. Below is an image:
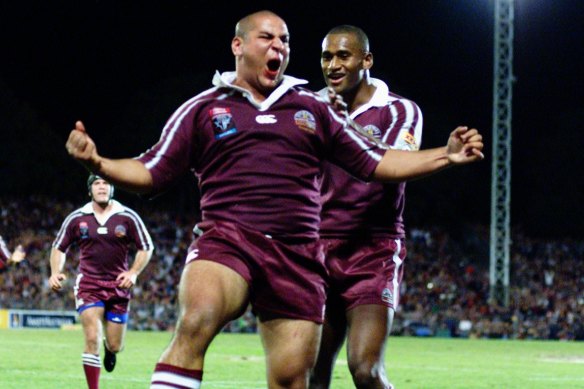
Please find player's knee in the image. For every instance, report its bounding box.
[272,368,309,388]
[349,359,385,388]
[106,341,122,353]
[176,307,223,339]
[270,357,314,388]
[85,334,100,351]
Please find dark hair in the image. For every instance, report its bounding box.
[326,25,370,52]
[87,174,115,200]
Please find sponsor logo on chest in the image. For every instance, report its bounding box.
[255,114,277,124]
[210,107,238,139]
[401,132,419,150]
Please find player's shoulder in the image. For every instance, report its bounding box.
[387,91,420,109]
[175,86,224,111]
[59,207,89,230]
[294,86,329,105]
[370,78,420,110]
[113,201,137,215]
[291,87,335,122]
[66,204,91,219]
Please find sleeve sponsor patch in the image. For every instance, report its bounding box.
[397,132,419,150]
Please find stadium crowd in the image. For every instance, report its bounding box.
[1,196,582,340]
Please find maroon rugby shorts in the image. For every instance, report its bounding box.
[187,221,328,323]
[323,237,405,311]
[74,274,130,315]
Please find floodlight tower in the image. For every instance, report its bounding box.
[490,0,514,306]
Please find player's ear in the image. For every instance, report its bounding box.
[363,51,373,70]
[232,36,243,56]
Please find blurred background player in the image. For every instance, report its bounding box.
[49,175,154,389]
[0,234,26,269]
[310,25,424,389]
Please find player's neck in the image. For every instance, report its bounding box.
[232,77,275,104]
[346,80,376,114]
[92,201,112,215]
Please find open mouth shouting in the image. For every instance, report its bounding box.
[265,58,282,80]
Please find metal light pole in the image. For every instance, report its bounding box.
[490,0,514,307]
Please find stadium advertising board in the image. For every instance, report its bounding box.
[8,309,77,329]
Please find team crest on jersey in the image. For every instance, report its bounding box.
[381,288,393,305]
[114,225,127,238]
[210,107,237,139]
[79,222,89,239]
[363,124,382,139]
[294,110,316,134]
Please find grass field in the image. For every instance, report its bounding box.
[1,329,583,388]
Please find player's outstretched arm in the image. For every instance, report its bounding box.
[373,126,484,182]
[66,121,154,194]
[48,248,67,291]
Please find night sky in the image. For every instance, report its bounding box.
[1,1,582,238]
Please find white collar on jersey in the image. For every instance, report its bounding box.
[212,70,308,111]
[318,77,393,120]
[80,199,125,215]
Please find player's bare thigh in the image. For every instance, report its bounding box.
[79,306,105,353]
[346,304,391,361]
[179,259,249,318]
[104,320,127,352]
[159,260,250,368]
[259,318,322,386]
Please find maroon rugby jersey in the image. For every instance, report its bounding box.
[319,79,423,239]
[0,235,11,266]
[137,71,384,240]
[53,200,153,280]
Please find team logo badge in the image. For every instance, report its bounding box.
[381,288,393,305]
[210,107,237,139]
[294,110,317,133]
[363,124,382,139]
[186,249,199,262]
[115,225,127,238]
[79,222,89,239]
